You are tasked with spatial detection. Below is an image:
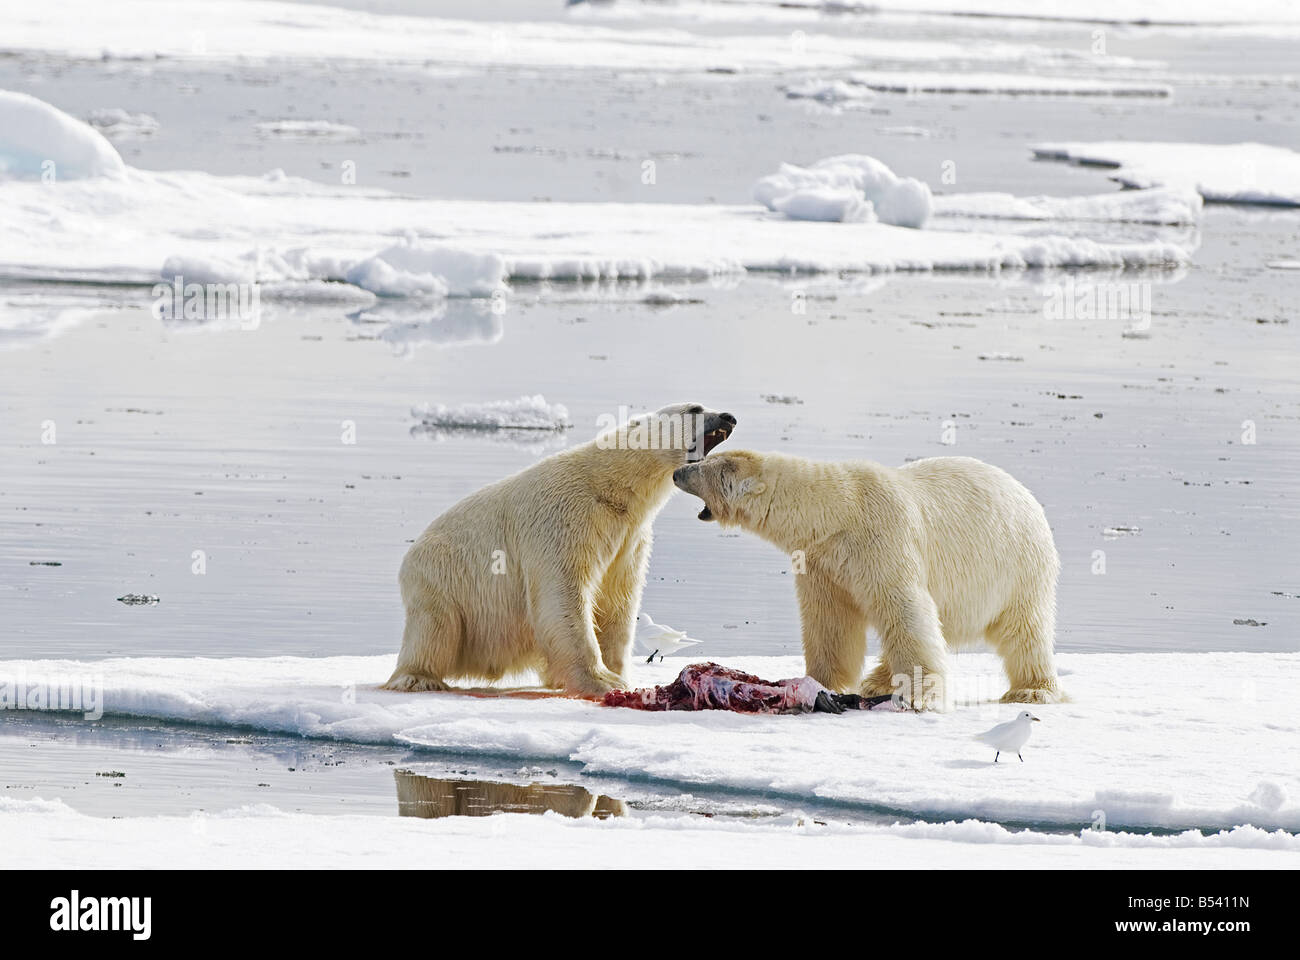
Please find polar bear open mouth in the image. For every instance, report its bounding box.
[701,425,731,456]
[685,412,735,463]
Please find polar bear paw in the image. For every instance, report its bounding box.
[566,668,626,698]
[382,672,450,693]
[1001,686,1067,704]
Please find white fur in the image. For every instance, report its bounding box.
[385,403,733,697]
[675,451,1065,709]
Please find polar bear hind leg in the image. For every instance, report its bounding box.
[383,599,459,692]
[987,598,1066,704]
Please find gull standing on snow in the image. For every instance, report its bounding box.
[635,613,703,662]
[975,711,1041,763]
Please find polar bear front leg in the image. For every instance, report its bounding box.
[870,586,951,711]
[592,534,651,682]
[795,571,868,693]
[533,581,624,697]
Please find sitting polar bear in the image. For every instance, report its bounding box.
[672,451,1064,708]
[385,403,736,696]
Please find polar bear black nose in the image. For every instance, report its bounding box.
[719,412,736,426]
[673,467,687,483]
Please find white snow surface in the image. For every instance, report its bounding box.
[640,0,1300,27]
[1032,141,1300,206]
[2,795,1296,869]
[4,652,1297,836]
[0,152,1189,289]
[410,395,571,432]
[754,153,1201,228]
[0,90,126,180]
[0,0,1140,73]
[934,186,1203,225]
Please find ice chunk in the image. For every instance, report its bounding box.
[345,243,507,298]
[754,154,933,227]
[0,90,126,180]
[410,395,570,432]
[255,120,360,141]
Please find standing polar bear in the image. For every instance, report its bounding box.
[673,451,1063,708]
[385,403,736,696]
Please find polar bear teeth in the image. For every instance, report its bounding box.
[701,427,731,454]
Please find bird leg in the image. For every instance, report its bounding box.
[1018,753,1024,762]
[994,752,1000,763]
[645,649,658,664]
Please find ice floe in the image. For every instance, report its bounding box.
[2,794,1296,869]
[0,95,1191,295]
[677,0,1300,27]
[410,395,571,433]
[757,153,1202,228]
[845,72,1171,98]
[254,120,361,140]
[1033,141,1300,206]
[933,186,1202,225]
[3,651,1296,835]
[0,0,1145,74]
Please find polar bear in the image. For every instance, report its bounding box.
[672,451,1063,708]
[384,403,736,697]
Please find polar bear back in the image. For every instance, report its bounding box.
[893,456,1058,643]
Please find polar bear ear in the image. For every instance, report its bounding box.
[735,478,766,497]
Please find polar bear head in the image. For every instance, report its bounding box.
[596,402,736,468]
[671,450,768,524]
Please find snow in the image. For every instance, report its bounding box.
[410,395,571,433]
[934,186,1203,225]
[756,153,1201,228]
[0,0,1134,73]
[1,794,1296,869]
[4,652,1297,837]
[754,155,934,227]
[1032,142,1300,206]
[0,135,1189,289]
[0,90,126,181]
[657,0,1300,27]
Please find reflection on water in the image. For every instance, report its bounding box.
[394,770,626,820]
